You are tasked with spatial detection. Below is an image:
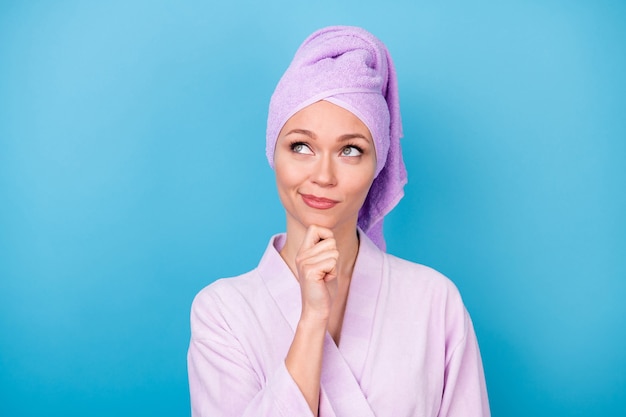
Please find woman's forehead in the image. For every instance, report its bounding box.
[279,100,373,141]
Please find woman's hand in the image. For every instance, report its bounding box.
[294,225,339,323]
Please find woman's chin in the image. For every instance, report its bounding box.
[285,208,358,235]
[298,219,336,231]
[295,217,357,236]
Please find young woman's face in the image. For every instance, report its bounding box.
[274,100,377,235]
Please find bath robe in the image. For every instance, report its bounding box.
[188,232,490,416]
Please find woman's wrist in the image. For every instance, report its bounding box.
[299,307,331,327]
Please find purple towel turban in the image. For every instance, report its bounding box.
[266,26,407,251]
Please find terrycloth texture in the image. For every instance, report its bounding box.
[266,26,407,251]
[188,232,491,416]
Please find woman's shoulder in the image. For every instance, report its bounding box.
[194,266,264,300]
[384,252,452,282]
[190,233,292,328]
[189,269,264,324]
[383,252,464,302]
[382,253,473,343]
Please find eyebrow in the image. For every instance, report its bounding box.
[337,133,370,142]
[285,129,316,138]
[285,129,371,142]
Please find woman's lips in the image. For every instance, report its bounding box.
[301,194,339,210]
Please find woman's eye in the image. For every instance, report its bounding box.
[341,146,363,157]
[291,142,313,154]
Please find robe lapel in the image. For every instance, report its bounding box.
[258,234,302,331]
[319,333,376,417]
[337,232,384,382]
[318,232,383,417]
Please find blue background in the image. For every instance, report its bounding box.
[1,0,624,416]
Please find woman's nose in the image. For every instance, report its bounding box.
[311,154,337,187]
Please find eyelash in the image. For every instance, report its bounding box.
[289,141,310,153]
[289,141,364,156]
[343,143,364,155]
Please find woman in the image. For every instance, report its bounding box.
[188,26,490,417]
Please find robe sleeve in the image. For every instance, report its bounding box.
[187,286,314,417]
[438,306,491,417]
